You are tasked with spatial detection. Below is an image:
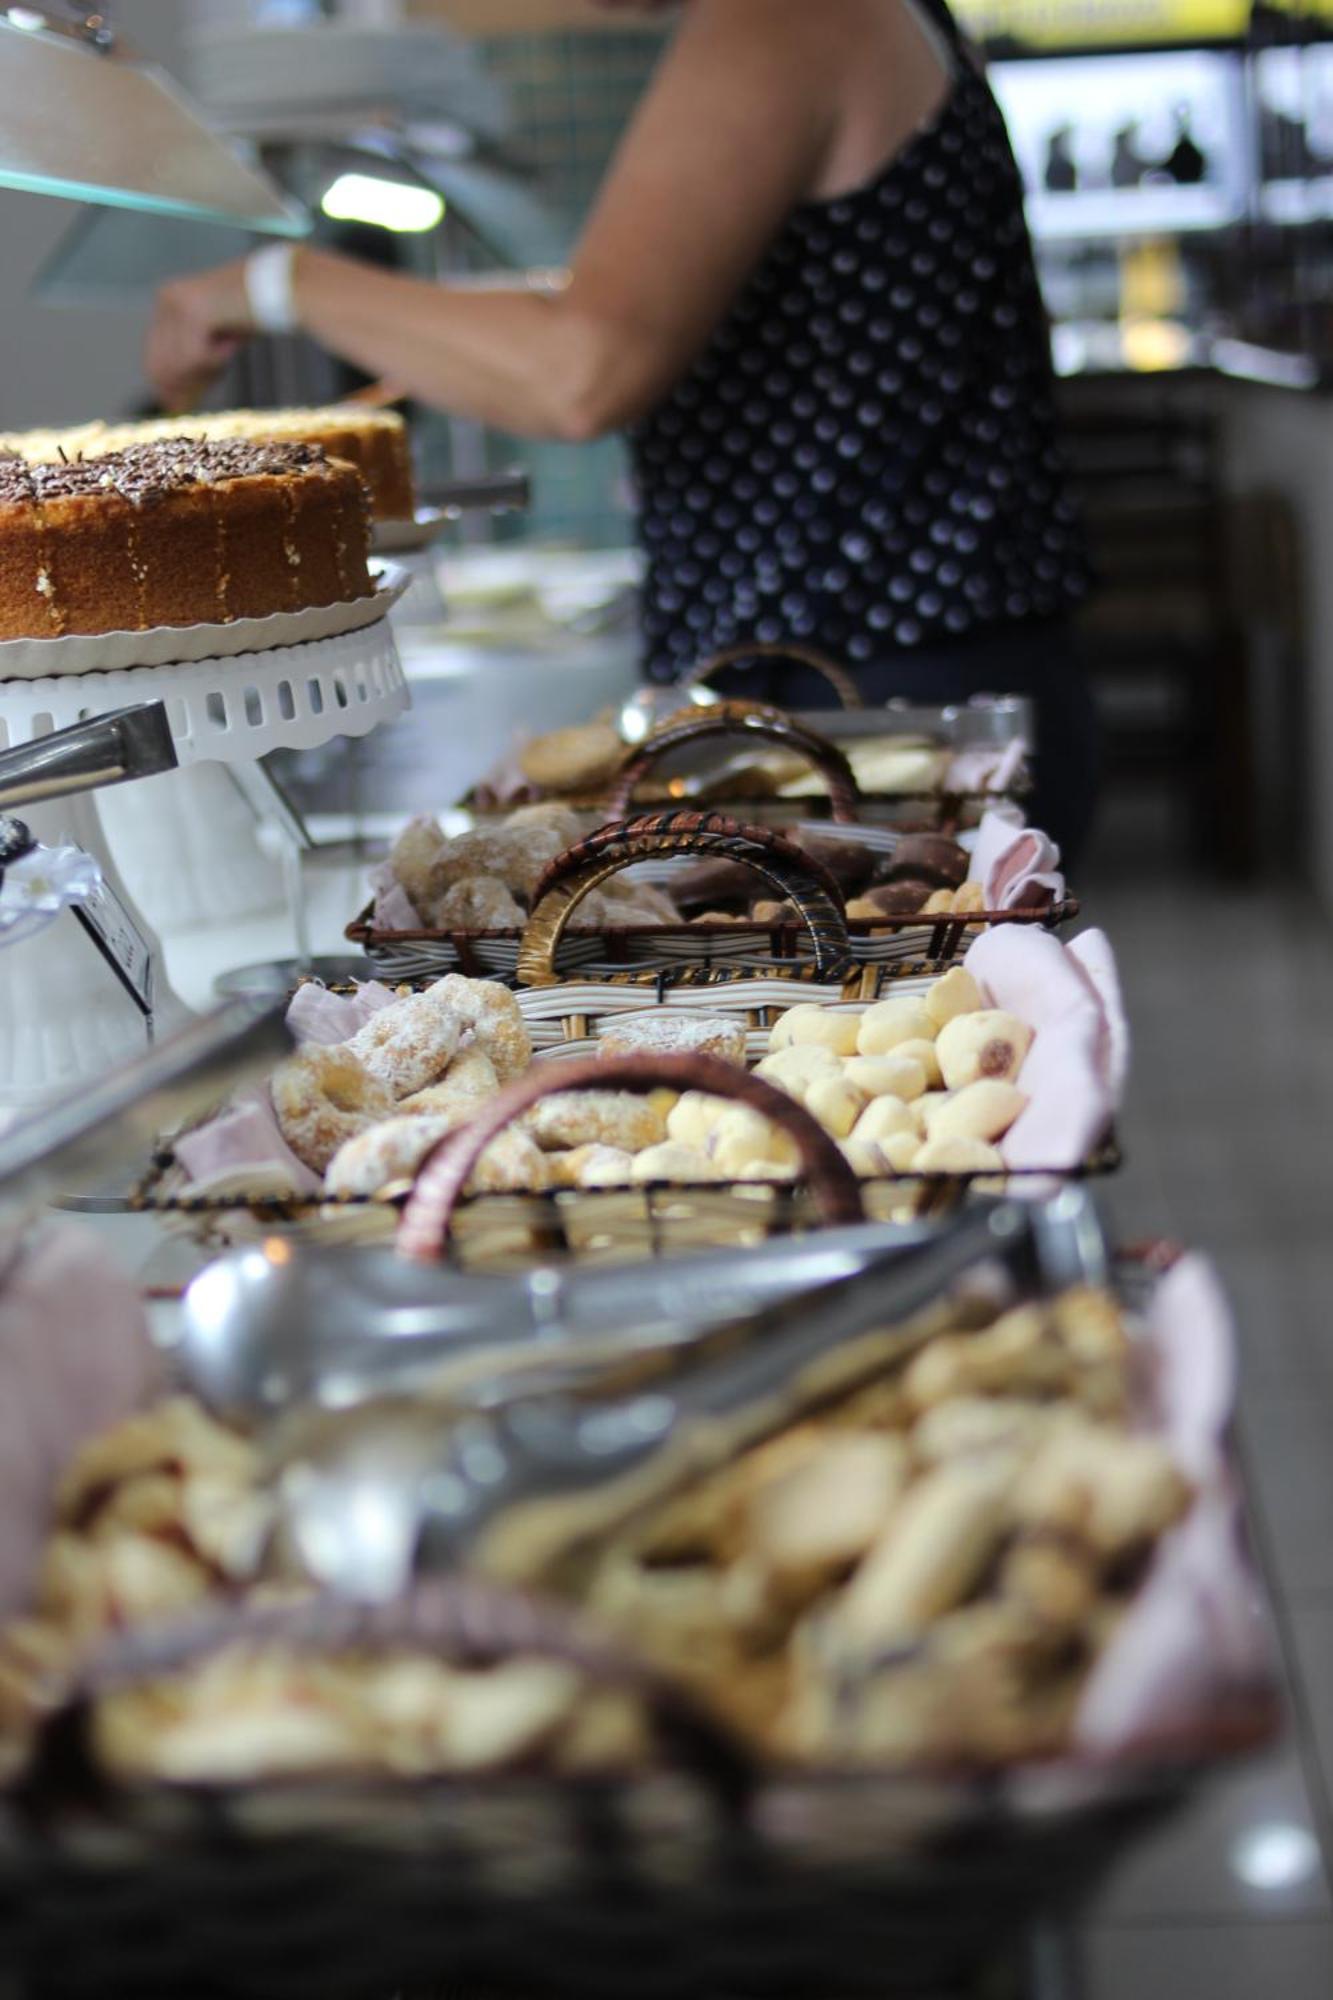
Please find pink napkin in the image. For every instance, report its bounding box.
[369,862,423,933]
[172,984,399,1194]
[284,980,398,1047]
[173,1089,321,1199]
[1075,1256,1274,1752]
[946,738,1028,796]
[969,810,1065,911]
[0,1222,160,1618]
[1068,929,1130,1102]
[963,927,1122,1170]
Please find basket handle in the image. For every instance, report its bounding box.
[31,1576,754,1815]
[679,642,864,710]
[606,701,861,825]
[518,808,853,988]
[396,1049,866,1261]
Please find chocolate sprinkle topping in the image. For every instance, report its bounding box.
[0,437,332,508]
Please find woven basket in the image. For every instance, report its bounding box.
[133,990,1121,1264]
[348,807,1075,986]
[465,647,1033,829]
[0,1248,1278,2000]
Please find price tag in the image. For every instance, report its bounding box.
[72,873,155,1027]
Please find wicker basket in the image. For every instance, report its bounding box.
[465,646,1033,831]
[133,989,1122,1265]
[0,1247,1278,2000]
[348,808,1075,987]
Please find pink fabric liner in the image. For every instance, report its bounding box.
[0,1223,161,1620]
[369,858,423,931]
[964,927,1125,1171]
[1074,1255,1274,1750]
[173,984,399,1197]
[969,810,1065,911]
[945,737,1028,797]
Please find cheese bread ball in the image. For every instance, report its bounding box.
[935,1010,1033,1090]
[894,1038,943,1089]
[755,1044,841,1101]
[856,999,935,1057]
[851,1096,917,1147]
[843,1054,927,1103]
[768,1004,860,1057]
[630,1142,722,1184]
[923,966,983,1032]
[710,1107,801,1176]
[803,1074,866,1140]
[841,1130,920,1177]
[922,1079,1027,1147]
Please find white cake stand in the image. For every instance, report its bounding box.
[0,618,409,1109]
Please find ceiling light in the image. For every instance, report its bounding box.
[320,172,443,233]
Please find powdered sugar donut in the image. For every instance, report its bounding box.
[423,831,507,907]
[431,877,524,930]
[600,878,681,924]
[598,1013,746,1065]
[325,1113,456,1197]
[345,985,467,1098]
[389,814,446,906]
[429,975,532,1082]
[466,1126,550,1194]
[495,824,576,901]
[545,1143,634,1189]
[565,888,624,930]
[504,800,584,847]
[272,1045,395,1173]
[525,1091,666,1153]
[400,1047,500,1121]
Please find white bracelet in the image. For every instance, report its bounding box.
[244,242,299,335]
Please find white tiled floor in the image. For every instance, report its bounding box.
[1068,829,1333,1993]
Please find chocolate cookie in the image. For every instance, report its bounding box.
[669,857,756,910]
[850,879,935,918]
[876,833,969,891]
[790,828,877,894]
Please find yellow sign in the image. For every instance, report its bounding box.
[953,0,1254,46]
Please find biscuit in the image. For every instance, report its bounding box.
[519,721,624,794]
[934,1010,1033,1090]
[599,1013,747,1065]
[526,1091,666,1153]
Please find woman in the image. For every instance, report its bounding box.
[146,0,1096,857]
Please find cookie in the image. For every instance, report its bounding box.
[526,1091,666,1153]
[599,1013,747,1065]
[879,834,969,891]
[430,876,524,930]
[518,722,624,795]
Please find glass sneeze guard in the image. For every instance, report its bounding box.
[0,15,307,234]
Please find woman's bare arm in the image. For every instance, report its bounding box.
[146,0,849,437]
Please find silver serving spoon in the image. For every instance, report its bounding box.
[175,1216,953,1420]
[271,1191,1108,1604]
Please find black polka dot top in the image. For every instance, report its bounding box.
[630,0,1088,684]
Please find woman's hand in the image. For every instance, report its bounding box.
[144,258,255,414]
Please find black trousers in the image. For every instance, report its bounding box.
[706,620,1101,871]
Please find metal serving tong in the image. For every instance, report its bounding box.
[270,1190,1109,1604]
[0,703,176,814]
[178,1217,952,1419]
